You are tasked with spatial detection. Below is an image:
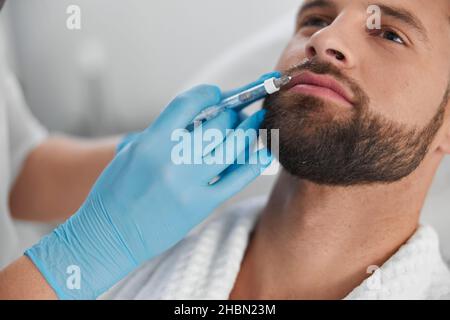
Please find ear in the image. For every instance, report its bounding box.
[438,136,450,154]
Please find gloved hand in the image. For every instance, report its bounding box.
[25,83,272,300]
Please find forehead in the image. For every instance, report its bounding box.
[300,0,449,20]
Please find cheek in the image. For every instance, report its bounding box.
[364,67,444,128]
[359,42,447,128]
[275,37,308,71]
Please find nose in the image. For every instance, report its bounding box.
[305,27,355,69]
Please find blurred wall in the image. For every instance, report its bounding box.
[3,0,300,136]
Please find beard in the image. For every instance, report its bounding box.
[261,60,447,186]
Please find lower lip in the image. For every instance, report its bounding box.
[290,84,353,107]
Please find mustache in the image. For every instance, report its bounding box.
[281,59,369,108]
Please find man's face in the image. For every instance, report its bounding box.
[262,0,450,185]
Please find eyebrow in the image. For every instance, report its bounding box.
[298,0,336,15]
[375,3,429,42]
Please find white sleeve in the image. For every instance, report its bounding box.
[4,71,48,185]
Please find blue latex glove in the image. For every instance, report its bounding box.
[116,132,140,154]
[25,84,272,300]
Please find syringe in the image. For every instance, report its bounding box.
[190,74,292,129]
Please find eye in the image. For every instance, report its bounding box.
[370,28,406,45]
[380,30,405,44]
[298,16,330,29]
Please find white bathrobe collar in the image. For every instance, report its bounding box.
[105,197,450,300]
[345,224,450,299]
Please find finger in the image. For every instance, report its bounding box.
[191,109,239,157]
[201,109,266,179]
[209,148,273,199]
[150,84,222,134]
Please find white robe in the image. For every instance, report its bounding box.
[104,197,450,300]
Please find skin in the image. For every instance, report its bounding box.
[229,0,450,299]
[0,255,57,299]
[9,136,117,222]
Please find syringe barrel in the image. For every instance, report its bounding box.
[192,82,269,127]
[218,82,268,110]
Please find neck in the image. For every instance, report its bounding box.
[230,157,439,300]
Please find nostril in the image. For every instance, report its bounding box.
[335,52,345,61]
[307,46,317,58]
[326,49,345,61]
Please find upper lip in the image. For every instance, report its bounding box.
[286,71,354,105]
